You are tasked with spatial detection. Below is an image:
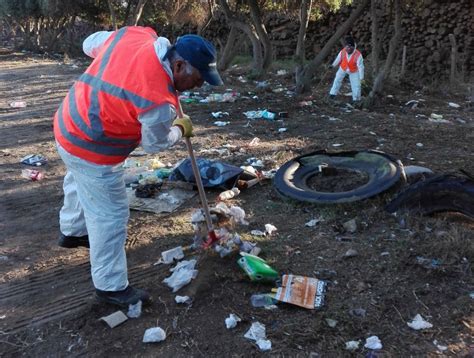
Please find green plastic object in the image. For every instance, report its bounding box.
[237,252,279,282]
[155,168,172,179]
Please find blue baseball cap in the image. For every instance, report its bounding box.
[175,34,223,86]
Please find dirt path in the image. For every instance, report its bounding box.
[1,49,473,356]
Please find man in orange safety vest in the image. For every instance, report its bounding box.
[54,26,223,307]
[329,36,364,102]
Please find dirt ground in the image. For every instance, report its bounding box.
[1,48,473,357]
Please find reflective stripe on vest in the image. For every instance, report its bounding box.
[54,27,179,164]
[340,48,360,73]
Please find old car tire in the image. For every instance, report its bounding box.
[274,150,405,204]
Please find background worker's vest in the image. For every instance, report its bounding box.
[54,26,179,165]
[340,48,361,73]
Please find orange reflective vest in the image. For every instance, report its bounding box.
[54,26,179,165]
[340,48,361,73]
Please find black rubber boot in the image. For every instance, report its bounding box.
[58,233,90,248]
[95,286,151,307]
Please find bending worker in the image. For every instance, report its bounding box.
[53,26,223,307]
[329,36,364,102]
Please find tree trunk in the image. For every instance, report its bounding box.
[248,0,272,71]
[295,0,313,84]
[295,0,370,94]
[131,0,148,26]
[107,0,118,30]
[448,34,457,85]
[218,26,241,71]
[370,0,381,76]
[365,0,402,107]
[400,44,407,78]
[218,0,264,76]
[198,0,216,36]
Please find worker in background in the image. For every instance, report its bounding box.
[329,36,364,102]
[53,26,223,307]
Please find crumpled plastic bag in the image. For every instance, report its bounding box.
[407,314,433,330]
[170,158,243,189]
[143,327,166,343]
[163,259,198,292]
[244,322,271,351]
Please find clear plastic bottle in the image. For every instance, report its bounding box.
[250,294,277,307]
[217,187,240,201]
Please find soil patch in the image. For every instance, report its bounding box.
[307,168,370,192]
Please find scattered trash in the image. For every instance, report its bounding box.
[278,111,289,118]
[299,101,313,106]
[332,143,343,147]
[305,218,321,227]
[345,340,360,351]
[225,313,241,329]
[159,246,185,264]
[163,259,198,292]
[238,252,279,282]
[325,318,338,328]
[343,248,358,259]
[349,308,366,317]
[21,169,44,181]
[250,294,277,308]
[127,188,195,214]
[278,127,287,133]
[10,101,27,108]
[244,322,271,351]
[405,99,419,108]
[214,121,230,127]
[433,340,448,352]
[273,274,326,309]
[256,81,269,89]
[246,158,264,168]
[143,327,166,343]
[170,158,244,189]
[403,165,434,178]
[416,143,424,148]
[243,109,275,120]
[416,256,441,269]
[256,339,272,351]
[407,314,433,330]
[99,311,128,328]
[135,183,162,198]
[204,92,238,103]
[277,69,288,76]
[429,113,449,123]
[328,116,340,121]
[146,158,167,169]
[21,154,47,166]
[265,224,277,235]
[218,187,240,201]
[343,219,357,233]
[262,110,276,120]
[364,336,382,350]
[212,111,229,118]
[448,102,460,108]
[175,295,191,304]
[127,300,142,318]
[250,230,265,236]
